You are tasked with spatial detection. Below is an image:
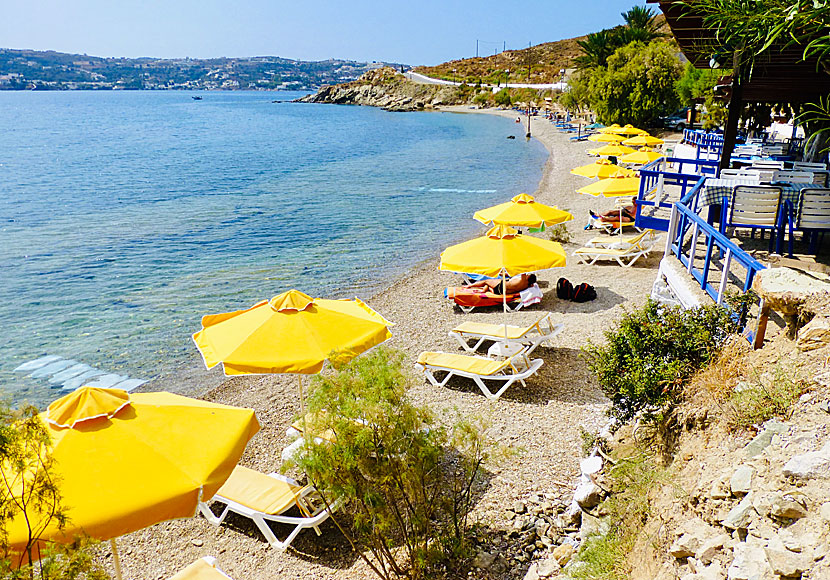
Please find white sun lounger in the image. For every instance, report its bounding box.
[448,312,564,354]
[415,348,543,400]
[169,557,234,580]
[199,465,337,550]
[572,230,660,267]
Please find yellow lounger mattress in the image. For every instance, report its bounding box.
[216,466,304,515]
[417,352,512,375]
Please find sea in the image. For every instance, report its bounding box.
[0,90,548,406]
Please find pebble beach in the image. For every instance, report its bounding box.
[115,107,667,580]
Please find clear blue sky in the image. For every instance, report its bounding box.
[1,0,646,65]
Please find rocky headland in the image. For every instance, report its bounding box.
[297,67,469,111]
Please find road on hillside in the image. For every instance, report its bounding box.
[403,71,566,91]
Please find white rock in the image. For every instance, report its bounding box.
[765,546,808,577]
[782,441,830,479]
[728,542,775,580]
[536,556,560,577]
[523,562,539,580]
[573,480,602,509]
[671,533,701,558]
[581,455,603,476]
[821,501,830,522]
[769,494,808,520]
[696,534,730,565]
[730,465,754,496]
[722,492,757,530]
[778,529,802,553]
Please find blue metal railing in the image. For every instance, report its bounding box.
[666,179,766,304]
[635,157,720,231]
[682,129,724,164]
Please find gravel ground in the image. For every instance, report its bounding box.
[110,108,662,580]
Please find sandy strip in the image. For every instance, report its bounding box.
[115,108,663,580]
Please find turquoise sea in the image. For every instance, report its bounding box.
[0,90,547,405]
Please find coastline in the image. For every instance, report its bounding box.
[117,107,664,580]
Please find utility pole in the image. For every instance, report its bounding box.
[476,40,479,58]
[503,41,506,53]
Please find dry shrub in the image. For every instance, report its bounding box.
[685,335,751,404]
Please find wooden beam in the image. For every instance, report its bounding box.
[720,71,742,171]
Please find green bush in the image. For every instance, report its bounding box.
[547,223,572,244]
[290,348,488,580]
[584,300,740,422]
[494,89,512,107]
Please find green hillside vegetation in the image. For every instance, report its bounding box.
[413,13,668,86]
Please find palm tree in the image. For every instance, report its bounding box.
[621,6,665,41]
[575,30,617,69]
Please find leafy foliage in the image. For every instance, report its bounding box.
[584,300,741,422]
[0,404,106,579]
[290,348,489,580]
[575,31,618,70]
[584,42,683,126]
[575,6,666,70]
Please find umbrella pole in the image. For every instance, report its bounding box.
[502,270,509,340]
[299,375,306,443]
[111,538,123,580]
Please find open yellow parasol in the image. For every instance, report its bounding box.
[598,123,621,134]
[587,144,636,157]
[587,133,626,143]
[193,290,393,375]
[473,193,574,229]
[619,147,665,165]
[570,160,635,179]
[577,175,642,197]
[621,134,664,147]
[5,387,260,576]
[440,225,566,336]
[607,123,649,136]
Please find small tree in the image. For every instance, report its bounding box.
[590,41,683,126]
[494,89,512,107]
[290,348,488,580]
[0,404,107,580]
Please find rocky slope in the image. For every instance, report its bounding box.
[297,67,467,111]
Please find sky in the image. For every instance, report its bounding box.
[0,0,645,65]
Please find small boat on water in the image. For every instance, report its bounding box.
[192,96,203,100]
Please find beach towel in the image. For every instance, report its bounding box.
[444,287,521,309]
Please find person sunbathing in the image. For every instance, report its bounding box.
[590,197,637,223]
[463,273,537,295]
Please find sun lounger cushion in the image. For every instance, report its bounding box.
[215,466,305,515]
[451,321,534,341]
[416,352,511,376]
[169,558,232,580]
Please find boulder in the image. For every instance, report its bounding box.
[744,421,788,458]
[536,556,561,577]
[782,441,830,479]
[552,542,574,566]
[796,315,830,351]
[769,494,808,520]
[523,563,539,580]
[472,551,496,569]
[765,546,808,577]
[752,268,830,338]
[696,534,730,565]
[730,466,754,496]
[573,479,602,509]
[722,492,757,530]
[671,533,701,558]
[728,542,775,580]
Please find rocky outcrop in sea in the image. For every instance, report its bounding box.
[296,67,465,112]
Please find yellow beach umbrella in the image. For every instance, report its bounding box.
[577,175,642,197]
[609,124,648,136]
[440,225,566,336]
[587,133,626,143]
[587,144,636,157]
[571,160,635,179]
[193,290,393,375]
[619,147,665,165]
[5,387,260,574]
[598,123,621,134]
[440,225,566,277]
[473,193,574,228]
[622,134,664,147]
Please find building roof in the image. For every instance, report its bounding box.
[648,0,830,102]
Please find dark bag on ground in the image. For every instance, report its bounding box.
[556,277,574,300]
[572,282,597,302]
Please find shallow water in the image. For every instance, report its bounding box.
[0,91,547,405]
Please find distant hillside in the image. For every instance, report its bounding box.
[0,49,404,91]
[415,37,585,85]
[414,15,669,84]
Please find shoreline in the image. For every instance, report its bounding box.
[118,106,665,580]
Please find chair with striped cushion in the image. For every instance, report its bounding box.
[722,185,783,251]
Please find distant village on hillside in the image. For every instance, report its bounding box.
[0,49,404,90]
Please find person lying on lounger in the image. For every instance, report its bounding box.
[590,197,637,223]
[463,273,537,295]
